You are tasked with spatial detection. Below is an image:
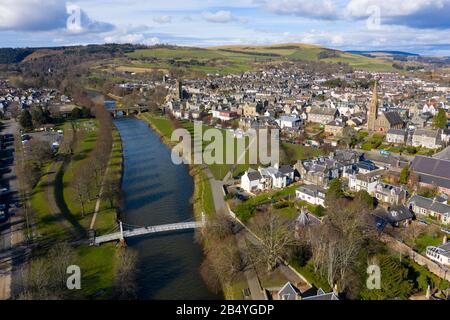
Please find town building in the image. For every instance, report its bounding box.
[374,183,407,206]
[411,156,450,196]
[408,195,450,224]
[308,107,338,125]
[367,82,404,132]
[386,129,407,144]
[412,129,442,149]
[296,185,326,207]
[426,240,450,267]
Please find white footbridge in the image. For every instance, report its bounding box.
[92,214,205,245]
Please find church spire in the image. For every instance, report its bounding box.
[368,80,379,132]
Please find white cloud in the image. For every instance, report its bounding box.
[0,0,67,31]
[153,15,172,24]
[0,0,113,33]
[104,29,160,45]
[260,0,338,20]
[345,0,450,29]
[202,11,240,23]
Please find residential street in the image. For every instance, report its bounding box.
[0,119,23,300]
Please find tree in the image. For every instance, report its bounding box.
[325,178,344,207]
[307,197,375,293]
[433,108,447,129]
[27,138,53,167]
[103,177,121,209]
[354,190,375,209]
[200,213,244,293]
[341,127,357,148]
[16,242,78,300]
[70,107,82,119]
[72,164,92,217]
[247,209,298,272]
[359,255,414,300]
[19,109,33,130]
[9,101,21,120]
[113,249,138,299]
[399,165,410,185]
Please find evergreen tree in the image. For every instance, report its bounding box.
[399,165,410,185]
[433,108,447,129]
[19,109,33,130]
[325,178,344,206]
[360,255,414,300]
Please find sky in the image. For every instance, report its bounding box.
[1,0,450,56]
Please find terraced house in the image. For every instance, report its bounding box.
[411,156,450,196]
[408,195,450,224]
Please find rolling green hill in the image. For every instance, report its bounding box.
[125,43,395,74]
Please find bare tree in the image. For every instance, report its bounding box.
[103,176,121,209]
[26,138,53,167]
[72,164,92,217]
[113,248,138,299]
[9,101,21,120]
[247,209,298,272]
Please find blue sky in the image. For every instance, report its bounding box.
[1,0,450,56]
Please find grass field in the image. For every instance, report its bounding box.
[124,43,394,74]
[30,163,67,241]
[27,118,123,299]
[63,119,99,227]
[281,142,325,164]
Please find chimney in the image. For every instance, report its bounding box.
[444,235,448,245]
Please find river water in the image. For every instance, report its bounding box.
[113,117,219,300]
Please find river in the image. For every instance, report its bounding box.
[113,117,219,300]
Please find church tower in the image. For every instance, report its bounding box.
[176,79,183,101]
[367,81,379,132]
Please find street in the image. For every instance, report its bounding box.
[0,119,22,300]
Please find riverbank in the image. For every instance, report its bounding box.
[26,118,125,299]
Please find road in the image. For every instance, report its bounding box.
[0,119,23,300]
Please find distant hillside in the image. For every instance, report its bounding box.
[126,43,396,73]
[346,50,420,57]
[0,48,36,64]
[0,43,397,73]
[0,44,143,65]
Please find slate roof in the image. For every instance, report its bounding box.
[409,195,450,216]
[278,282,300,300]
[297,185,326,199]
[310,107,338,116]
[411,156,450,189]
[278,165,295,175]
[372,205,413,225]
[414,129,440,139]
[302,289,339,301]
[246,169,263,181]
[383,111,404,126]
[387,129,406,136]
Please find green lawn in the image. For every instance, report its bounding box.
[413,233,444,253]
[94,128,123,234]
[63,119,99,226]
[27,119,123,299]
[30,163,68,241]
[281,142,324,163]
[289,260,332,291]
[76,243,117,299]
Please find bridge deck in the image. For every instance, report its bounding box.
[94,221,203,245]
